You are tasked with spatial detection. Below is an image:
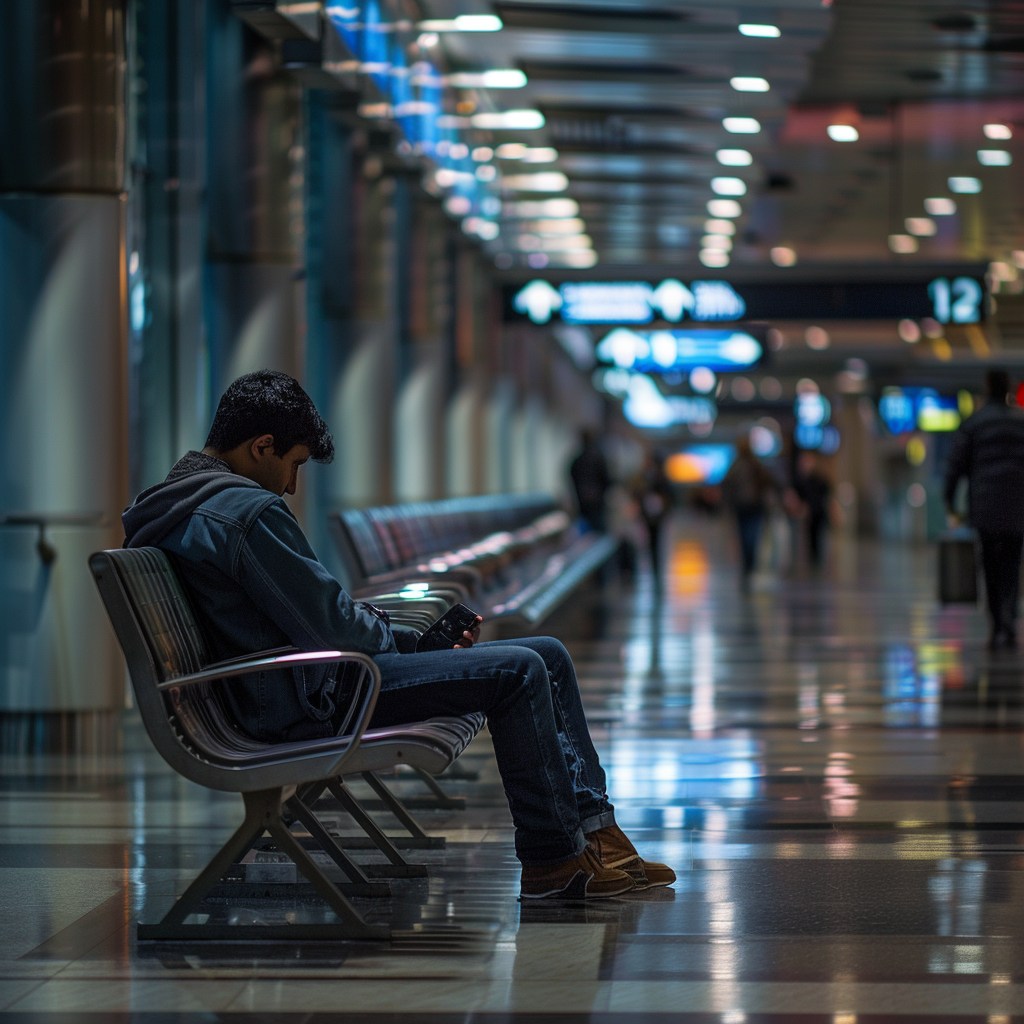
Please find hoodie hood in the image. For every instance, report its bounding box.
[122,450,265,548]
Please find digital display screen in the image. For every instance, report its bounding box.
[880,387,962,434]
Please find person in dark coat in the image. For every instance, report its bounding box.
[570,429,611,532]
[944,369,1024,650]
[722,434,776,587]
[793,451,832,568]
[631,453,674,581]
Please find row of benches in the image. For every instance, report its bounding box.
[92,491,617,941]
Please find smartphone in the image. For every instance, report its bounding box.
[415,603,481,652]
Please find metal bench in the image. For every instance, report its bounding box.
[89,547,483,941]
[330,492,618,628]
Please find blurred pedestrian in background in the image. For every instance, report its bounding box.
[722,434,776,588]
[570,429,611,532]
[631,453,673,582]
[793,451,832,568]
[944,369,1024,650]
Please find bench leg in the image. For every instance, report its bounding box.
[140,787,390,941]
[285,792,392,894]
[360,771,445,847]
[326,778,428,878]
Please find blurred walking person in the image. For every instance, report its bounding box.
[945,369,1024,650]
[722,434,776,588]
[793,451,832,568]
[570,429,611,532]
[631,453,673,581]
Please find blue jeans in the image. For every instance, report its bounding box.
[370,637,616,864]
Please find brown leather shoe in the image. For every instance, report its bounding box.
[586,824,676,890]
[520,845,636,900]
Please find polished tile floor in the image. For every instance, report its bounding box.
[3,519,1024,1021]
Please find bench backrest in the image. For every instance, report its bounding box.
[331,492,557,588]
[89,548,302,787]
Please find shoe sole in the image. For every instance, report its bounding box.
[520,870,635,900]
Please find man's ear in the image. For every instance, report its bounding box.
[249,434,276,460]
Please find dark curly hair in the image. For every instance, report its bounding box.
[205,370,334,463]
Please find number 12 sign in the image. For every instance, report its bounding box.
[928,277,983,324]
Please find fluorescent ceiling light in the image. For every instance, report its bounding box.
[924,197,956,215]
[496,143,528,159]
[448,69,527,89]
[827,124,859,142]
[530,218,586,234]
[716,148,752,166]
[711,176,747,196]
[700,250,730,268]
[503,172,569,192]
[730,76,769,92]
[472,146,494,162]
[771,246,797,267]
[701,234,733,251]
[978,149,1012,166]
[705,218,736,235]
[476,165,497,181]
[554,250,598,268]
[948,176,982,193]
[905,217,936,236]
[539,234,592,251]
[739,23,780,37]
[723,117,761,134]
[418,14,503,31]
[471,109,545,129]
[511,199,579,217]
[522,147,559,163]
[984,123,1012,140]
[416,32,439,47]
[707,199,742,218]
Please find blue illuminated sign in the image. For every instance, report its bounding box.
[596,328,762,372]
[928,277,983,324]
[617,373,717,429]
[512,279,746,325]
[880,387,961,434]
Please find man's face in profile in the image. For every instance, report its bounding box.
[253,442,311,496]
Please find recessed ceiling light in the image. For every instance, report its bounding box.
[716,148,753,166]
[496,143,528,159]
[502,172,569,192]
[472,146,494,162]
[888,234,919,254]
[707,199,742,218]
[470,110,545,130]
[701,234,733,251]
[978,149,1012,166]
[418,14,503,31]
[905,217,936,236]
[704,218,736,235]
[924,197,956,215]
[448,69,527,89]
[521,147,559,163]
[771,246,797,267]
[723,117,761,134]
[730,76,770,92]
[948,176,982,193]
[711,177,747,196]
[739,23,780,37]
[700,250,730,268]
[827,124,859,142]
[984,123,1012,140]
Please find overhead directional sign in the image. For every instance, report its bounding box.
[505,270,988,324]
[511,279,746,325]
[596,328,763,372]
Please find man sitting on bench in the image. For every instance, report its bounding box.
[122,370,675,900]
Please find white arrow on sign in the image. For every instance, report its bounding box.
[513,280,563,324]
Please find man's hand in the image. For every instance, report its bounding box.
[453,615,484,649]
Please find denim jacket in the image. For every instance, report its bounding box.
[123,453,397,741]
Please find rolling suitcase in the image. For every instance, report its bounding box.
[938,528,978,604]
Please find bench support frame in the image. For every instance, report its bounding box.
[137,786,391,942]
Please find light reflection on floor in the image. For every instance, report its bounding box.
[3,518,1024,1019]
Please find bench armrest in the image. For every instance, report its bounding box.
[156,649,377,693]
